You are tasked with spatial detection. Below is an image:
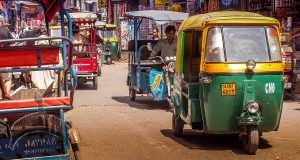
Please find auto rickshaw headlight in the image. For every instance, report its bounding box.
[246,101,260,114]
[246,60,256,71]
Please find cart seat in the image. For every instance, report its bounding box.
[0,97,70,110]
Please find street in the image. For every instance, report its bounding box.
[66,62,300,160]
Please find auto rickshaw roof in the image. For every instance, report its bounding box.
[179,11,279,31]
[125,10,189,25]
[67,12,98,23]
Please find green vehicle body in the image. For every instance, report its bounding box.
[173,74,283,132]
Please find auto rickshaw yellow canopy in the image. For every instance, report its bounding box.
[178,11,279,31]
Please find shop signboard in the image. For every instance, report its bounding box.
[219,0,240,10]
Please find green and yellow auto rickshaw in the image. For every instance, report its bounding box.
[171,11,283,154]
[97,24,119,64]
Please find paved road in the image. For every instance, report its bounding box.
[66,62,300,160]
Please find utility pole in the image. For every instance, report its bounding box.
[4,0,8,23]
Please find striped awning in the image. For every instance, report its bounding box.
[68,12,97,23]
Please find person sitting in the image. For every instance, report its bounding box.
[72,25,87,52]
[151,27,160,40]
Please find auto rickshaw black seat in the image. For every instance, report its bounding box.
[128,40,159,60]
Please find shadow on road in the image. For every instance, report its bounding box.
[160,129,272,155]
[111,96,172,111]
[75,83,96,90]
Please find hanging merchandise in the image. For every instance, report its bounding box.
[219,0,241,11]
[98,0,107,8]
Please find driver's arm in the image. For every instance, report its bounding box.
[151,41,162,57]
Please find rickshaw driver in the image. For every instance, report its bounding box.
[151,25,177,60]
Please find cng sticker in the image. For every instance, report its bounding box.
[152,74,162,90]
[265,83,275,94]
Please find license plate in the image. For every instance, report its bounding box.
[221,83,236,96]
[284,82,292,89]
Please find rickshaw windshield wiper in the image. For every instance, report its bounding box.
[221,26,227,62]
[264,26,272,61]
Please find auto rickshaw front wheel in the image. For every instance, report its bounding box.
[172,112,184,137]
[242,126,259,154]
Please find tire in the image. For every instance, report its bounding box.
[106,56,112,65]
[129,87,136,101]
[172,112,184,137]
[243,126,259,154]
[93,77,98,90]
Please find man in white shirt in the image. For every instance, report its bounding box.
[151,25,177,59]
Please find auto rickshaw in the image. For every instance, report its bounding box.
[125,10,189,101]
[171,11,283,154]
[96,24,119,65]
[68,12,101,89]
[0,0,79,159]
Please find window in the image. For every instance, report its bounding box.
[205,26,281,63]
[267,27,281,61]
[205,27,225,62]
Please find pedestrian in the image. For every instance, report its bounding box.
[0,23,14,100]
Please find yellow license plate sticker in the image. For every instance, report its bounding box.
[221,83,236,96]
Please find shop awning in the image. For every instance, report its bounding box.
[67,12,98,23]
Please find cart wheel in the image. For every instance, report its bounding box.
[243,126,259,154]
[129,87,136,101]
[172,112,184,137]
[93,77,98,90]
[106,56,112,65]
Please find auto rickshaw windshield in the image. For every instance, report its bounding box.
[205,26,281,62]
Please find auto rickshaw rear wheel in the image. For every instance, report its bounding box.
[242,126,259,154]
[93,77,98,90]
[129,87,136,101]
[172,112,184,137]
[97,63,102,76]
